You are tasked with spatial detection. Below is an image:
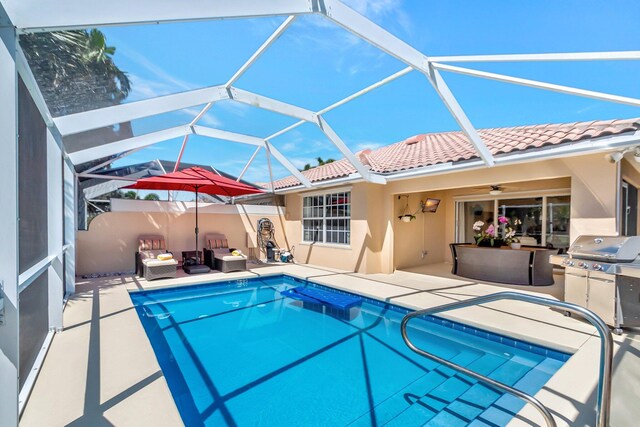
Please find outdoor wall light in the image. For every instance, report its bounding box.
[605,151,625,164]
[634,148,640,163]
[421,198,441,213]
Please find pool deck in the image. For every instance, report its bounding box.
[20,263,640,427]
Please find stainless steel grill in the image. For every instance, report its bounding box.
[550,235,640,334]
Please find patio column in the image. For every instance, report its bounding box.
[380,193,396,274]
[63,159,76,294]
[47,130,64,331]
[0,5,21,425]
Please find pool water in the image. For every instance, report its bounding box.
[130,275,569,426]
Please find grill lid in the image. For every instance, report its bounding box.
[568,235,640,262]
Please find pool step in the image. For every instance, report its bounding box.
[429,355,545,426]
[345,350,483,426]
[420,353,510,425]
[472,357,563,426]
[380,352,545,427]
[374,352,509,426]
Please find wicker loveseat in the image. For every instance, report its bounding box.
[135,235,177,281]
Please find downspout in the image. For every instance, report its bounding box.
[616,161,622,236]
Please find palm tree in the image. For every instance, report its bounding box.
[301,157,336,171]
[21,29,131,116]
[22,29,133,173]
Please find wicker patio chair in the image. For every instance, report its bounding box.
[136,235,177,281]
[203,233,247,273]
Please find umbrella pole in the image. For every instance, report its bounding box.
[195,187,199,264]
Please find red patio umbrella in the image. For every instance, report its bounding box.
[126,166,264,264]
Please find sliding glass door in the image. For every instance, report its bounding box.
[497,197,543,246]
[458,200,495,243]
[456,193,571,249]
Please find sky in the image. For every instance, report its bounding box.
[92,0,640,184]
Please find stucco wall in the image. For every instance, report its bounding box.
[282,153,620,274]
[393,190,447,269]
[284,183,387,273]
[76,201,287,275]
[78,153,620,275]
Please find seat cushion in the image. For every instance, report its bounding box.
[142,258,178,267]
[138,236,166,251]
[211,248,231,256]
[139,250,165,260]
[215,254,247,261]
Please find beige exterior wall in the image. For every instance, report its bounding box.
[393,190,447,270]
[76,201,286,275]
[283,153,621,274]
[77,153,621,276]
[284,183,387,273]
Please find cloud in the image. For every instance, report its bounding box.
[343,0,413,33]
[354,142,384,151]
[215,99,251,117]
[575,104,599,115]
[115,41,225,127]
[284,2,414,78]
[280,142,297,152]
[116,43,196,92]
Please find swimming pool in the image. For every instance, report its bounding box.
[130,275,569,426]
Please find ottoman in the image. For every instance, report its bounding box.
[142,258,178,281]
[214,253,247,273]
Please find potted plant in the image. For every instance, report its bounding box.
[397,195,418,223]
[399,214,416,223]
[473,216,517,247]
[505,218,522,249]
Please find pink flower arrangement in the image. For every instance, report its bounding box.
[472,217,519,246]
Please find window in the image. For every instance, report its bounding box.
[456,193,571,250]
[546,195,571,247]
[303,191,351,244]
[498,197,543,245]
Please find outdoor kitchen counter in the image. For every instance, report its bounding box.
[450,244,556,286]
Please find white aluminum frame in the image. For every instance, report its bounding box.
[0,9,20,425]
[4,2,639,424]
[34,0,638,188]
[432,63,640,108]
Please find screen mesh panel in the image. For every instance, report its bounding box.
[18,77,48,274]
[18,271,49,389]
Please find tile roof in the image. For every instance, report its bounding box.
[266,118,640,190]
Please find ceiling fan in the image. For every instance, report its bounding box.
[489,185,503,195]
[465,184,518,195]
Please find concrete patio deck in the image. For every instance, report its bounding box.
[20,263,640,427]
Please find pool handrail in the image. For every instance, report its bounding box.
[400,291,613,427]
